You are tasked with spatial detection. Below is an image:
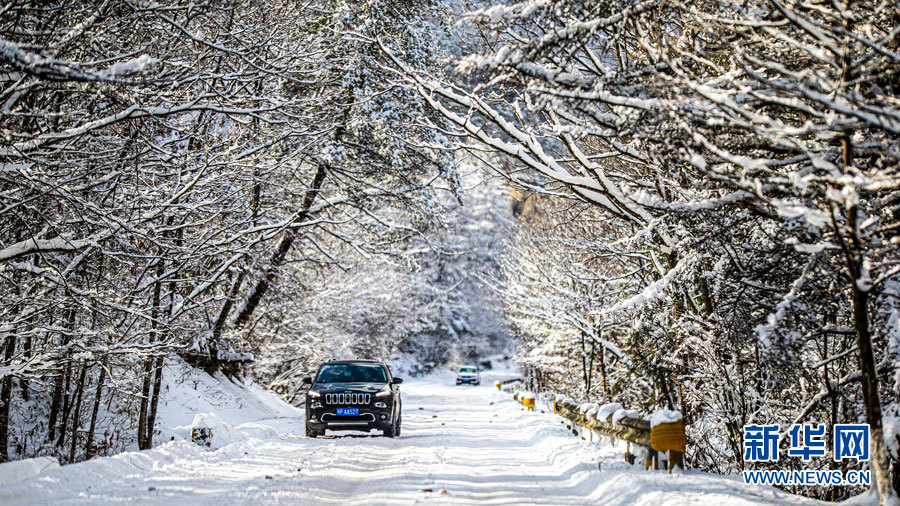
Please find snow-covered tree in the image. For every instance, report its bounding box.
[389,0,900,500]
[0,0,455,463]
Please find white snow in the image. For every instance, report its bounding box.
[612,408,641,426]
[0,236,94,262]
[0,376,832,505]
[650,409,684,428]
[579,402,599,415]
[216,350,254,362]
[189,413,255,449]
[0,457,59,487]
[154,358,303,445]
[603,257,689,315]
[596,402,624,422]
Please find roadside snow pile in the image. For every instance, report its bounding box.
[156,357,303,444]
[0,456,59,487]
[650,409,683,427]
[233,422,279,440]
[612,408,640,425]
[0,357,303,498]
[188,414,277,449]
[190,413,250,449]
[0,441,203,505]
[596,402,623,422]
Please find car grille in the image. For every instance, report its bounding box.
[325,392,370,405]
[321,413,376,423]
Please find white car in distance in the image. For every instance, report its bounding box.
[456,365,480,385]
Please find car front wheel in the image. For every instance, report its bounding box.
[383,416,400,438]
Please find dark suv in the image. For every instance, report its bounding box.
[303,360,403,438]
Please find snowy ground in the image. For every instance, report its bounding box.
[1,369,844,505]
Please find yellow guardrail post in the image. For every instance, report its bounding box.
[650,419,686,473]
[523,395,535,411]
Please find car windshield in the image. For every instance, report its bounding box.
[315,364,388,383]
[459,367,476,373]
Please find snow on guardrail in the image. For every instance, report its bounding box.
[507,388,686,473]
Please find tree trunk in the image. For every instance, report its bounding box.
[55,355,73,448]
[137,357,153,450]
[47,367,63,446]
[598,344,609,399]
[579,331,590,398]
[21,335,31,402]
[212,270,247,341]
[232,164,327,329]
[0,334,15,463]
[698,273,714,315]
[852,284,895,503]
[68,363,87,463]
[47,309,75,445]
[85,365,106,460]
[146,355,164,449]
[840,136,897,504]
[138,266,164,451]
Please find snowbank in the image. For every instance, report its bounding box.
[0,357,305,503]
[0,456,59,487]
[155,357,303,444]
[190,413,250,449]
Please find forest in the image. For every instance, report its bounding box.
[1,0,899,503]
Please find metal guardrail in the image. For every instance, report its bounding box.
[495,377,524,389]
[506,389,686,472]
[554,398,652,447]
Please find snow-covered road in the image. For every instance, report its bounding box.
[3,376,828,505]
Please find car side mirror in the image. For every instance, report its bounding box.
[302,376,312,384]
[392,378,403,385]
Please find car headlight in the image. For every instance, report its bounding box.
[312,401,323,409]
[307,391,321,398]
[375,401,387,408]
[375,390,391,398]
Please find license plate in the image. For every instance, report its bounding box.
[336,408,358,416]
